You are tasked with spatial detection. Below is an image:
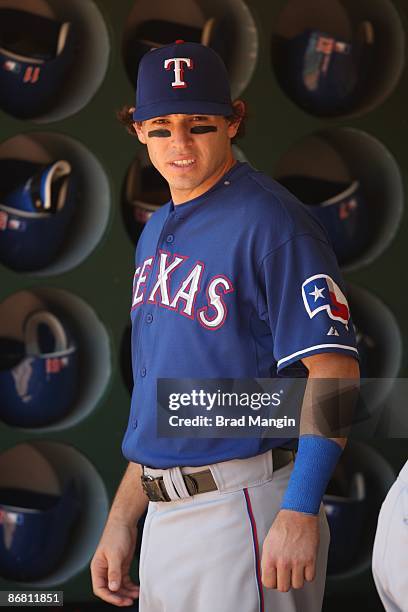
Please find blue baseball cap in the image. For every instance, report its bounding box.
[133,40,233,121]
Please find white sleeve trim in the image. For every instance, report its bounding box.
[277,344,359,368]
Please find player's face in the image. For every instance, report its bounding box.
[133,110,241,204]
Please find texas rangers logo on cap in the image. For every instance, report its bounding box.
[302,274,350,325]
[164,56,194,88]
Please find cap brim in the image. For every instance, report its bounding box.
[133,99,233,121]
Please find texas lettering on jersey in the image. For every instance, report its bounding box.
[131,250,234,330]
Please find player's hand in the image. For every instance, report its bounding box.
[261,509,320,592]
[90,517,140,607]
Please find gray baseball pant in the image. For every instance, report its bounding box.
[138,450,330,612]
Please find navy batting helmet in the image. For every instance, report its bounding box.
[0,310,78,428]
[0,480,80,581]
[125,18,230,90]
[0,8,76,119]
[276,22,374,116]
[0,159,75,271]
[278,175,369,266]
[354,324,376,379]
[324,466,366,574]
[126,157,171,231]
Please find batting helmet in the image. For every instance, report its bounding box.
[125,157,171,233]
[0,480,80,581]
[354,324,376,379]
[125,17,230,89]
[0,8,76,119]
[0,159,75,271]
[276,22,374,116]
[324,441,395,582]
[324,465,366,574]
[278,175,369,266]
[0,310,78,428]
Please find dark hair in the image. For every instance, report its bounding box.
[116,101,248,142]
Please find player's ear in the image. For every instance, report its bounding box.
[133,120,147,144]
[127,106,146,143]
[227,99,245,139]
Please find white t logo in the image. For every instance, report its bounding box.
[164,57,193,88]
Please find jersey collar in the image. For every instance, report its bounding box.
[169,161,252,219]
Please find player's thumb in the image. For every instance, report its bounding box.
[108,556,122,591]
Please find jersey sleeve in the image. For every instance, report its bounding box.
[258,234,359,373]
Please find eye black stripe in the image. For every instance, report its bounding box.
[148,129,171,138]
[190,126,218,134]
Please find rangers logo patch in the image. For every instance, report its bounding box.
[46,356,69,374]
[0,212,26,232]
[315,36,335,55]
[339,197,358,220]
[302,274,350,325]
[3,60,21,73]
[0,509,23,525]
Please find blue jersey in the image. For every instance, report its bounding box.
[122,162,358,468]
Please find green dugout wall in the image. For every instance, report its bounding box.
[0,0,407,608]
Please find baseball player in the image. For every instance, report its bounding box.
[372,459,408,612]
[91,41,360,611]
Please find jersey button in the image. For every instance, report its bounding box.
[146,313,153,323]
[140,367,147,377]
[166,234,174,243]
[132,418,138,429]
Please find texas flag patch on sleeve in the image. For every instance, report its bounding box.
[302,274,350,327]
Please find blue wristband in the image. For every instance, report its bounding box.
[281,434,343,515]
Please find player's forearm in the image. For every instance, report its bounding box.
[107,461,149,527]
[280,354,360,515]
[300,353,360,443]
